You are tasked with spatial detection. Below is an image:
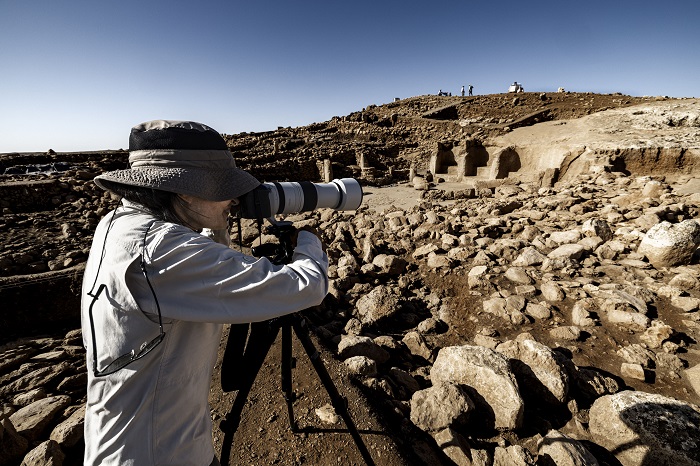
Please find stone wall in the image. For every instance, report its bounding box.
[0,265,84,344]
[0,180,66,213]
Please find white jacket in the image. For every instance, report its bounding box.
[81,201,328,465]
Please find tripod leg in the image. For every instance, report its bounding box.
[220,323,251,392]
[220,322,279,466]
[281,323,298,431]
[292,317,376,466]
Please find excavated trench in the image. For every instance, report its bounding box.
[607,147,700,176]
[432,141,700,188]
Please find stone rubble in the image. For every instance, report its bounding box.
[3,166,700,465]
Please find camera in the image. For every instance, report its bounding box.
[239,178,363,220]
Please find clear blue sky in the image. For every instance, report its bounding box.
[1,0,698,153]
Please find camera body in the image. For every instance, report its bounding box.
[239,178,363,220]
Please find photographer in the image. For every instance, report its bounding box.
[81,120,329,466]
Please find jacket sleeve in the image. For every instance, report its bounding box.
[134,225,329,324]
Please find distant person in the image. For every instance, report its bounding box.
[461,85,465,96]
[81,120,329,465]
[439,89,443,96]
[469,84,473,96]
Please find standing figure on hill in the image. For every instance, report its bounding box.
[80,120,329,466]
[461,85,465,96]
[469,84,473,96]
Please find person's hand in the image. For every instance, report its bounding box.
[293,226,326,252]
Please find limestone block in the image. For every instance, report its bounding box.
[9,395,71,442]
[496,339,569,404]
[337,335,390,364]
[638,220,700,268]
[589,391,700,466]
[540,281,566,302]
[49,405,85,448]
[410,382,474,432]
[582,218,613,242]
[344,356,378,377]
[19,439,64,466]
[538,429,600,466]
[512,246,547,267]
[0,415,29,466]
[431,345,524,430]
[493,444,536,465]
[354,285,400,326]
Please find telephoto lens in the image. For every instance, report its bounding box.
[239,178,363,219]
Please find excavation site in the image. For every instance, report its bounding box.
[1,92,700,466]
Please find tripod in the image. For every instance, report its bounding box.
[218,222,375,466]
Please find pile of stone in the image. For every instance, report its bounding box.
[318,169,700,465]
[2,167,700,465]
[1,330,86,465]
[0,167,107,278]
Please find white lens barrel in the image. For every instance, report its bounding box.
[263,178,363,215]
[331,178,363,210]
[265,182,303,215]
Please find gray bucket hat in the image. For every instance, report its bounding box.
[94,120,260,201]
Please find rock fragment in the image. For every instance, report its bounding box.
[431,345,524,430]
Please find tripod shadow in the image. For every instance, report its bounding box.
[218,315,380,466]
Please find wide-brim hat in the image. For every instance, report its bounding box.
[94,120,260,201]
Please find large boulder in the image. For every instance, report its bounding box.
[9,395,71,442]
[430,345,524,431]
[353,285,401,327]
[638,220,700,268]
[496,339,569,404]
[589,390,700,466]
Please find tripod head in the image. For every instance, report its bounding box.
[251,219,296,265]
